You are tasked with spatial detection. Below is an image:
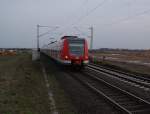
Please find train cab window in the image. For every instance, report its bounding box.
[69,40,84,56]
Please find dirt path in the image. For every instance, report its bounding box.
[41,63,58,114]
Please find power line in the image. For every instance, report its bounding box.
[39,27,59,37]
[74,26,89,36]
[71,0,109,26]
[62,0,89,28]
[61,1,149,36]
[104,8,150,26]
[60,0,109,36]
[69,0,89,17]
[58,0,90,36]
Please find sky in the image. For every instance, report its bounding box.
[0,0,150,49]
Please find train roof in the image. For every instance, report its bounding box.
[61,36,84,40]
[61,36,77,39]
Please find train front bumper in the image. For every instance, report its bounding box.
[83,60,89,64]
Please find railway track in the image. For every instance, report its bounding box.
[90,63,150,81]
[86,63,150,90]
[69,71,150,114]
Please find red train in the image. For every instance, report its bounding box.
[41,36,89,67]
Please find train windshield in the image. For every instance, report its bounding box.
[69,40,84,56]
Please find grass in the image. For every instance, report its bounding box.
[0,53,50,114]
[91,50,150,62]
[95,60,150,76]
[91,51,150,76]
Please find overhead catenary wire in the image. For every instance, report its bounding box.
[62,0,89,28]
[39,27,59,38]
[60,0,109,37]
[69,0,150,28]
[103,8,150,26]
[58,0,90,37]
[60,1,150,38]
[71,0,109,26]
[74,26,89,37]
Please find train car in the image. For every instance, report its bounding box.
[41,36,89,67]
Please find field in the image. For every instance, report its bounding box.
[1,50,149,114]
[0,53,51,114]
[0,53,74,114]
[90,49,150,75]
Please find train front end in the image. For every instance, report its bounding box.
[61,36,89,67]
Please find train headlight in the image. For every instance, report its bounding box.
[65,55,68,59]
[85,56,88,59]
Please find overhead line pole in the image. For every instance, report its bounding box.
[36,24,59,52]
[37,24,40,52]
[89,26,93,50]
[36,24,59,60]
[74,26,94,50]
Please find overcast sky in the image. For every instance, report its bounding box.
[0,0,150,49]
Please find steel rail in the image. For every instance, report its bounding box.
[87,64,150,89]
[84,71,150,105]
[70,71,150,114]
[69,72,131,114]
[90,63,150,82]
